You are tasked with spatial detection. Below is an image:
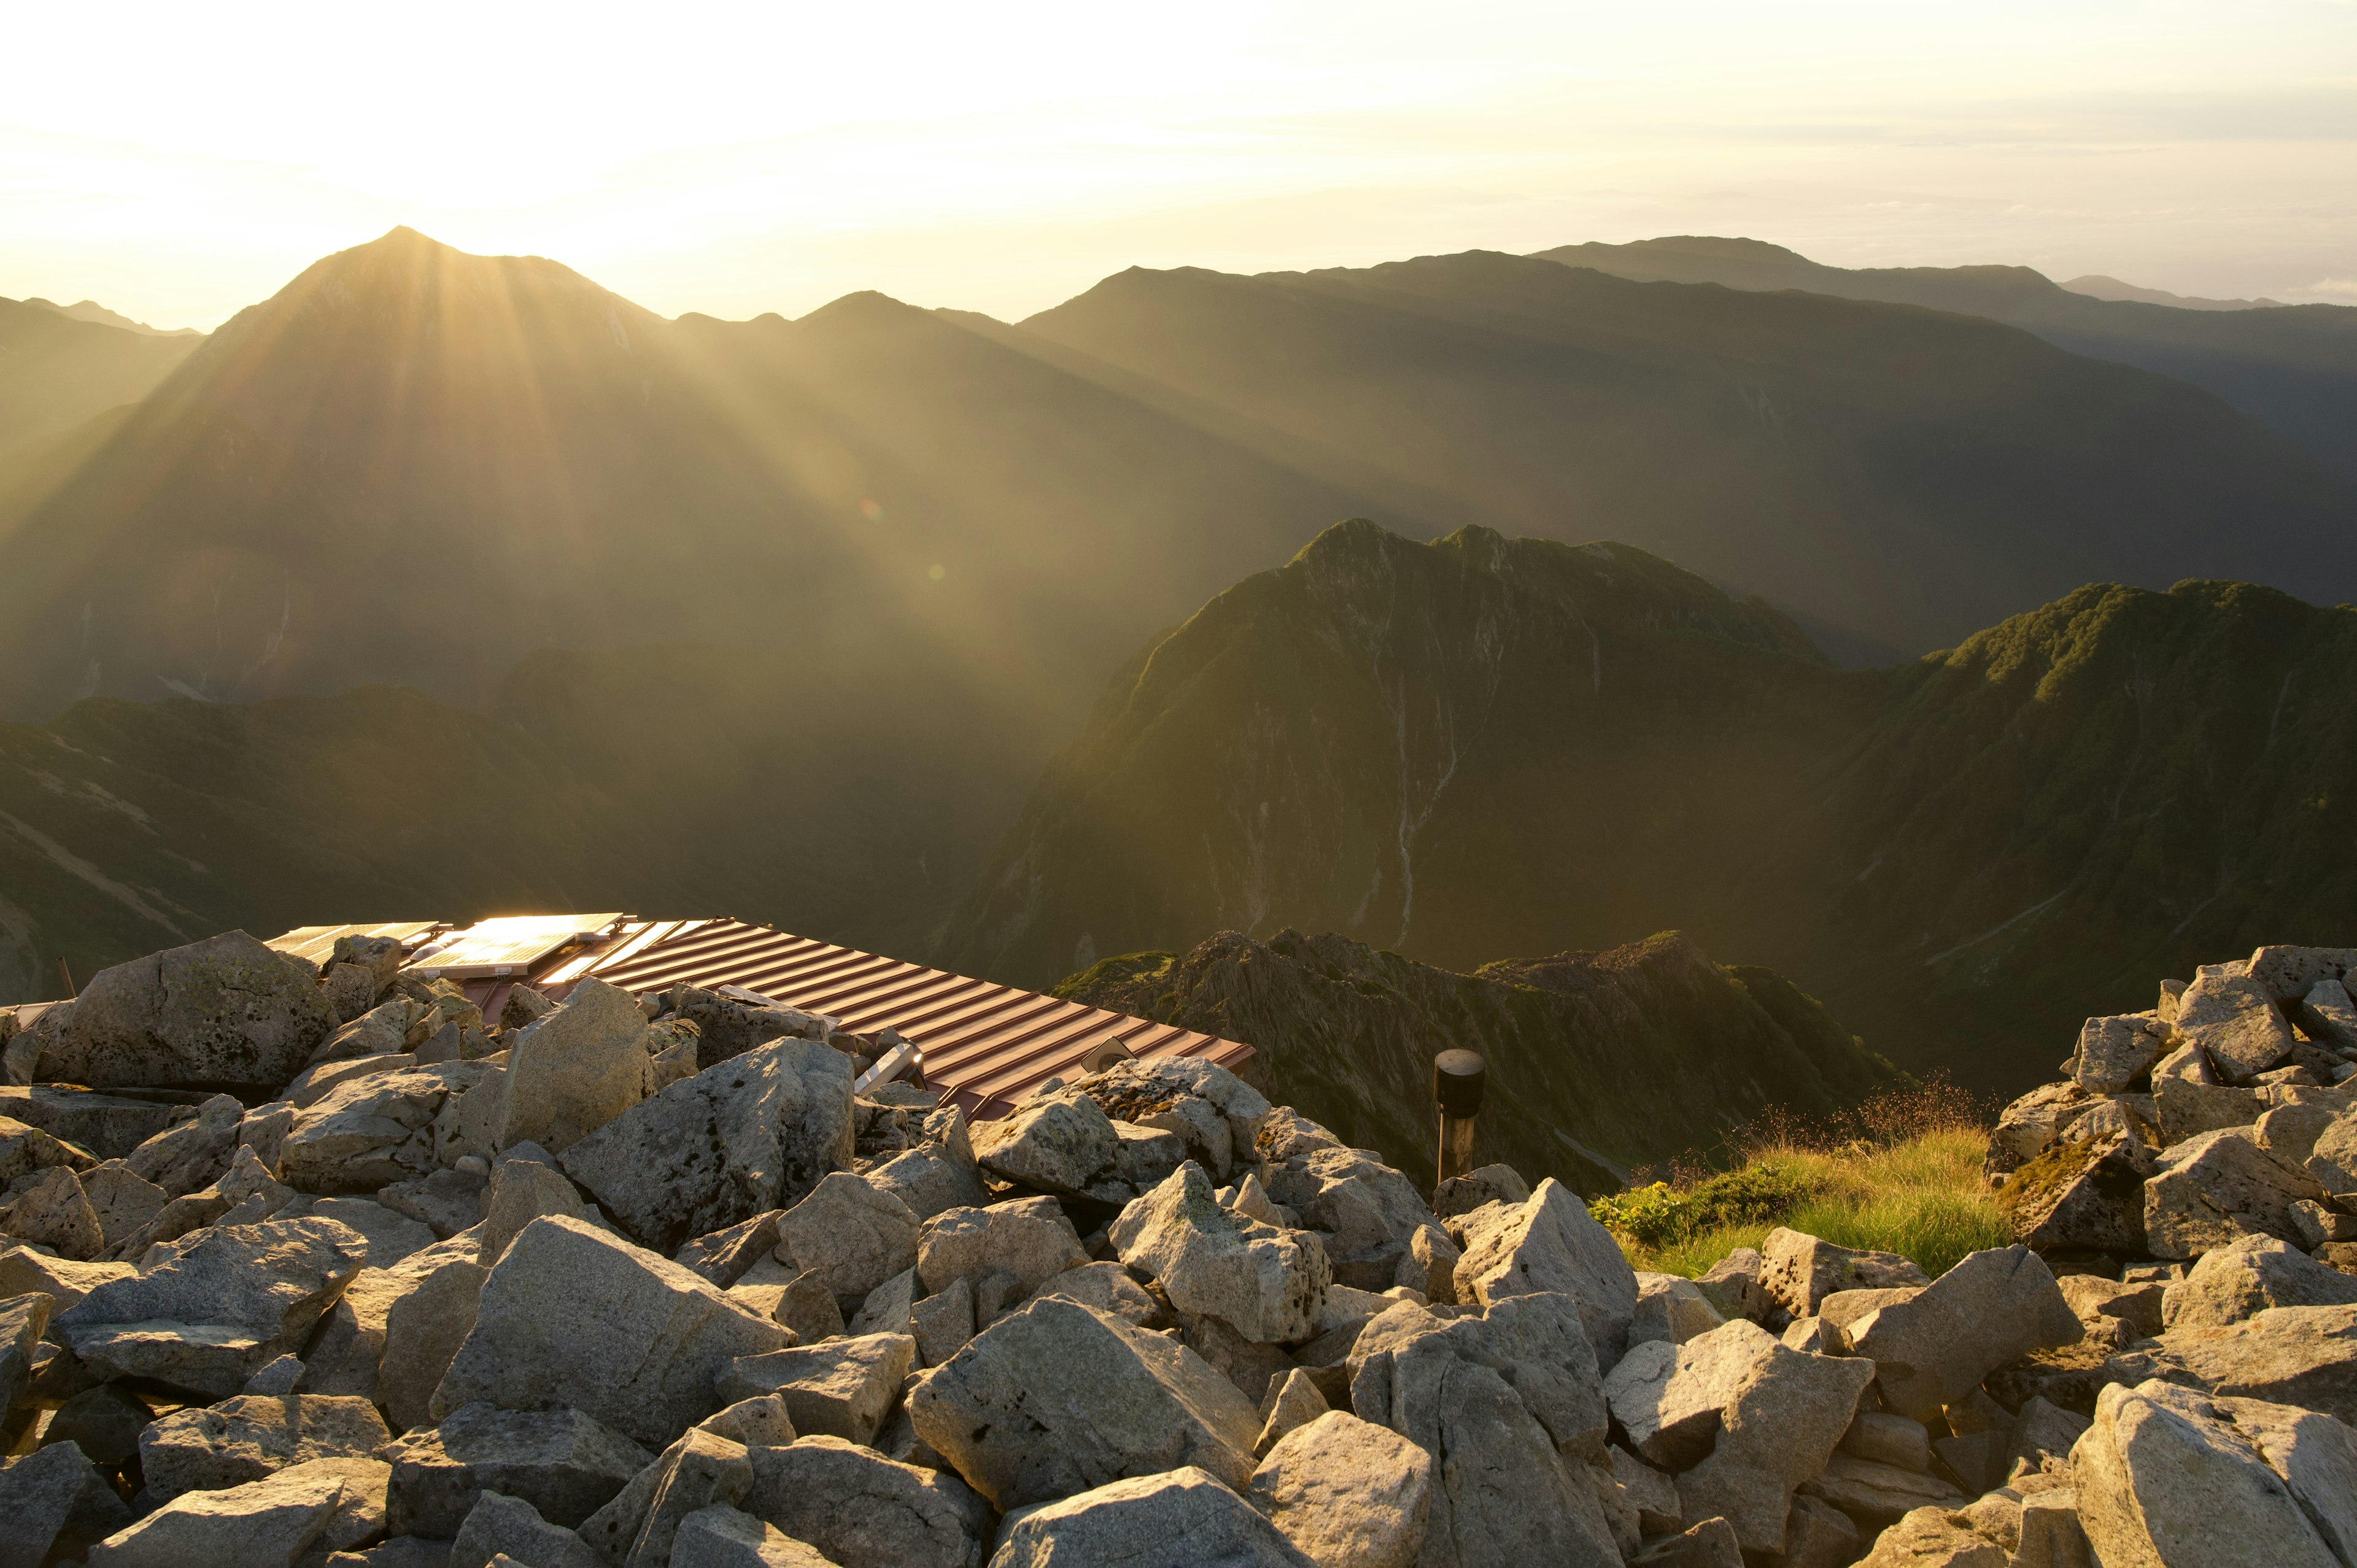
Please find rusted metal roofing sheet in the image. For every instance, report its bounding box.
[551,917,1252,1120]
[274,913,1254,1121]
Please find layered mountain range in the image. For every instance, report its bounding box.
[5,228,2356,1102]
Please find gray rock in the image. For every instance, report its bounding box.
[1113,1122,1188,1190]
[1608,1445,1682,1535]
[2005,1133,2155,1254]
[2165,1233,2357,1330]
[1990,1083,2092,1172]
[738,1434,992,1568]
[1177,1307,1298,1405]
[380,1253,490,1431]
[1774,1495,1862,1568]
[53,1215,370,1397]
[673,1211,784,1288]
[82,1161,168,1248]
[433,1215,791,1448]
[1255,1367,1331,1457]
[1264,1146,1455,1297]
[310,1195,439,1267]
[695,1394,797,1448]
[916,1203,1088,1300]
[668,1504,832,1568]
[865,1117,990,1223]
[494,980,653,1156]
[49,931,336,1091]
[1760,1226,1930,1318]
[970,1091,1121,1199]
[1077,1056,1269,1182]
[381,1166,492,1240]
[0,1083,185,1161]
[1796,1451,1966,1532]
[1843,1410,1932,1472]
[479,1155,603,1265]
[2154,1043,2266,1145]
[312,996,429,1066]
[2146,1126,2324,1258]
[139,1392,392,1500]
[2304,979,2357,1054]
[1630,1516,1743,1567]
[2308,1110,2357,1196]
[1247,1410,1431,1568]
[5,1165,103,1258]
[775,1173,919,1310]
[990,1466,1315,1568]
[302,1229,482,1403]
[2075,1378,2347,1568]
[908,1294,1261,1510]
[558,1040,854,1255]
[243,1352,305,1394]
[1672,1340,1878,1554]
[85,1467,348,1566]
[1430,1164,1531,1222]
[714,1332,914,1443]
[1838,1246,2081,1422]
[848,1267,916,1338]
[1111,1162,1329,1344]
[2007,1396,2092,1477]
[1692,1247,1768,1324]
[47,1381,156,1469]
[2072,1014,2169,1095]
[767,1265,848,1345]
[449,1492,603,1568]
[325,1536,454,1567]
[1031,1259,1164,1328]
[281,1062,493,1195]
[1602,1319,1779,1468]
[2104,1303,2357,1424]
[2177,971,2299,1081]
[0,1440,135,1568]
[911,1273,976,1367]
[384,1402,653,1538]
[1630,1272,1727,1347]
[121,1093,243,1196]
[1847,1506,2007,1567]
[2294,1199,2357,1249]
[622,1427,751,1568]
[1449,1179,1638,1365]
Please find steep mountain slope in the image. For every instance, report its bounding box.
[0,297,201,455]
[1538,236,2357,485]
[939,519,1874,986]
[0,228,1373,724]
[1056,928,1896,1194]
[21,298,201,336]
[0,638,1032,1005]
[945,519,2357,1095]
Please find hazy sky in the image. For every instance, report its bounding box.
[5,0,2353,329]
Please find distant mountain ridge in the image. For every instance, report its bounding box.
[0,296,200,457]
[2060,276,2284,312]
[21,297,202,336]
[946,519,2357,1094]
[1056,927,1897,1193]
[1535,236,2357,485]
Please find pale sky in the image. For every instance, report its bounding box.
[4,0,2354,330]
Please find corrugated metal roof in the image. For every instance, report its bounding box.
[545,917,1252,1121]
[274,913,1251,1121]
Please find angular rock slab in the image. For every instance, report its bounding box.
[492,977,654,1155]
[1840,1246,2081,1423]
[448,1491,605,1568]
[559,1039,854,1255]
[2002,1134,2154,1254]
[53,1215,370,1398]
[2073,1014,2169,1095]
[970,1091,1121,1199]
[1760,1227,1930,1318]
[383,1400,653,1539]
[2165,1234,2357,1330]
[991,1466,1315,1568]
[671,1502,834,1568]
[0,1440,135,1568]
[907,1294,1262,1510]
[2105,1304,2357,1425]
[1264,1145,1457,1296]
[2075,1379,2344,1568]
[279,1061,490,1195]
[739,1434,993,1568]
[2146,1126,2323,1259]
[83,1468,347,1567]
[139,1392,392,1501]
[1247,1410,1431,1568]
[714,1332,914,1444]
[1603,1319,1779,1468]
[1450,1179,1638,1366]
[773,1172,919,1310]
[1673,1340,1878,1554]
[432,1214,791,1450]
[1112,1162,1330,1345]
[48,930,336,1091]
[916,1202,1088,1300]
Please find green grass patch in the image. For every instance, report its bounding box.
[1594,1081,2009,1281]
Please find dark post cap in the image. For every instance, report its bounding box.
[1433,1049,1486,1117]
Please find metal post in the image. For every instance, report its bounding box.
[1433,1048,1486,1189]
[57,959,75,1000]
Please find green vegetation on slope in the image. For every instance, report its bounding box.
[1593,1086,2005,1280]
[1053,926,1897,1195]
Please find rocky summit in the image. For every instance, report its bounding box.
[4,933,2357,1565]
